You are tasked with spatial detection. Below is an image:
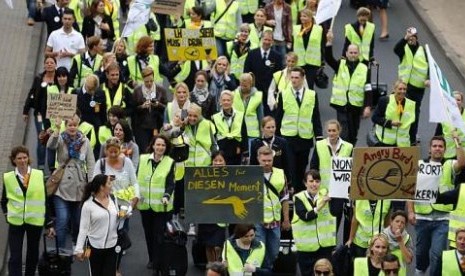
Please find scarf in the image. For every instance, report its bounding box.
[192,86,210,104]
[383,226,409,250]
[397,99,404,115]
[142,82,156,100]
[61,131,84,159]
[171,98,190,123]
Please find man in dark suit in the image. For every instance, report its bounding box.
[244,30,284,116]
[35,0,79,37]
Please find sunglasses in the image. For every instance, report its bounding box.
[314,270,330,276]
[383,268,399,274]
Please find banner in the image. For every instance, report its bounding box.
[427,44,465,133]
[165,28,217,61]
[414,160,441,202]
[121,0,153,38]
[152,0,185,16]
[329,157,352,199]
[315,0,341,25]
[184,166,263,223]
[350,147,420,200]
[46,93,77,120]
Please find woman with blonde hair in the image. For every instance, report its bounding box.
[111,38,130,83]
[313,258,334,276]
[209,56,238,110]
[353,233,390,275]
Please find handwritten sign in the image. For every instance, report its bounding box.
[152,0,185,16]
[329,157,352,199]
[46,93,77,120]
[350,147,420,200]
[165,28,218,61]
[414,160,441,202]
[184,166,263,223]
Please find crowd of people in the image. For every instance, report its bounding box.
[3,0,465,275]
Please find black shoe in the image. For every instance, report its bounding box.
[146,261,153,269]
[379,34,389,41]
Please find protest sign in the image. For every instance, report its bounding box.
[329,157,352,199]
[184,166,263,223]
[165,28,217,61]
[350,147,420,200]
[414,160,441,202]
[315,0,341,25]
[46,93,77,120]
[152,0,185,16]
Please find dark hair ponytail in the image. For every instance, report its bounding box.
[81,174,108,203]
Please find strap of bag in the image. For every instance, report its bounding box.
[264,177,280,198]
[100,158,106,174]
[214,0,235,24]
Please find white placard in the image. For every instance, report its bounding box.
[414,160,441,202]
[315,0,342,25]
[329,157,352,199]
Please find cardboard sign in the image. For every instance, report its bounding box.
[350,147,420,200]
[165,28,218,61]
[184,166,263,223]
[414,160,441,202]
[329,157,352,199]
[46,93,77,120]
[152,0,185,16]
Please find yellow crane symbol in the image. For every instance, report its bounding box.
[202,196,255,219]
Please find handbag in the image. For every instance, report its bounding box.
[366,125,381,147]
[117,229,132,250]
[170,135,189,162]
[46,158,71,196]
[315,66,329,89]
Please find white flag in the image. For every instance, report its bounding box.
[315,0,341,25]
[426,44,465,133]
[121,0,153,38]
[4,0,13,9]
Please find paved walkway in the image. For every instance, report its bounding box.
[0,0,45,273]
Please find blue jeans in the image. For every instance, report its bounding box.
[254,224,280,270]
[53,196,81,249]
[34,118,45,168]
[415,219,448,276]
[215,38,228,57]
[26,0,36,19]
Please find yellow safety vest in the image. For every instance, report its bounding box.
[127,54,163,85]
[353,200,391,249]
[344,22,375,62]
[47,86,73,94]
[237,0,257,14]
[292,24,323,67]
[441,109,465,159]
[102,83,126,111]
[211,0,240,40]
[233,89,262,138]
[137,154,174,212]
[442,250,461,275]
[68,0,84,29]
[98,125,112,145]
[448,184,465,248]
[212,110,244,142]
[223,239,265,275]
[330,59,368,107]
[184,19,213,29]
[353,257,383,276]
[248,24,272,50]
[263,168,285,223]
[315,139,353,190]
[398,45,428,89]
[79,121,96,149]
[375,95,415,147]
[415,159,455,215]
[290,0,305,25]
[185,119,215,166]
[390,238,409,276]
[174,60,209,83]
[126,14,161,55]
[171,134,186,181]
[72,54,103,87]
[226,41,249,78]
[280,87,315,139]
[4,170,46,226]
[291,190,336,252]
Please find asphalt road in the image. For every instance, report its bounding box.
[24,1,465,275]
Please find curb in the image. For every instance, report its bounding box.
[407,0,465,84]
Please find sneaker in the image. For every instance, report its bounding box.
[187,223,196,236]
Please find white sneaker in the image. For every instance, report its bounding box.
[187,224,196,236]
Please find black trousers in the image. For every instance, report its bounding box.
[133,127,154,154]
[173,178,184,215]
[8,223,42,276]
[89,245,117,276]
[286,137,313,192]
[303,64,319,90]
[336,106,362,146]
[140,210,171,271]
[406,84,426,144]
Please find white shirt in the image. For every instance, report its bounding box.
[47,27,85,70]
[261,49,269,60]
[74,196,119,253]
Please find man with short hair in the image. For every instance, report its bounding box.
[381,254,401,276]
[35,0,78,37]
[206,262,227,276]
[69,36,104,87]
[101,62,134,117]
[45,8,85,70]
[441,228,465,275]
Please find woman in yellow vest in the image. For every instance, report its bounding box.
[227,24,251,80]
[1,146,53,276]
[309,119,353,244]
[137,135,175,274]
[210,0,242,56]
[98,105,126,146]
[212,90,244,165]
[127,36,164,88]
[222,224,267,275]
[292,169,336,275]
[292,9,324,89]
[111,38,130,84]
[183,6,213,29]
[371,80,416,147]
[353,233,390,276]
[382,210,413,276]
[249,9,271,50]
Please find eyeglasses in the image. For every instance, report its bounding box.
[314,270,330,276]
[383,268,399,275]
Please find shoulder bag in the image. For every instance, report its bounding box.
[46,158,71,196]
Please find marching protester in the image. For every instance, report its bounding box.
[353,233,390,275]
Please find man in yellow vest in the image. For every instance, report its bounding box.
[276,67,322,192]
[441,228,465,275]
[394,27,430,145]
[325,31,371,145]
[343,7,375,63]
[407,135,465,276]
[101,62,134,117]
[255,146,290,271]
[69,36,104,87]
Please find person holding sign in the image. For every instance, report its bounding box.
[255,146,290,271]
[309,119,353,243]
[292,169,336,275]
[353,233,390,276]
[407,135,465,276]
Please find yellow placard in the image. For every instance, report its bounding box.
[164,28,218,61]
